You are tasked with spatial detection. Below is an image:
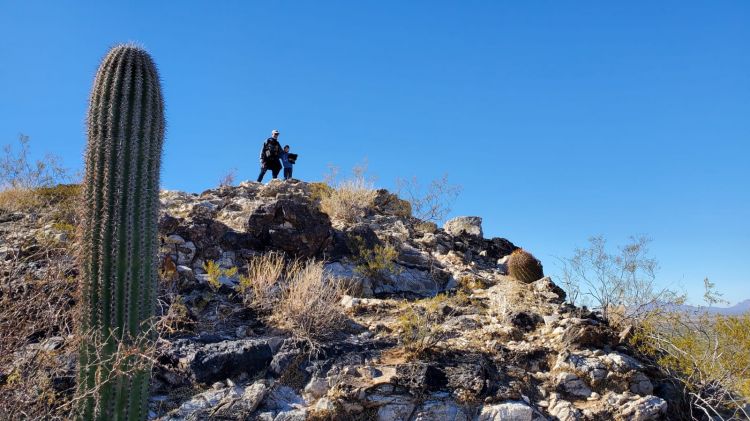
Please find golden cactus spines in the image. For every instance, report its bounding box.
[507,248,544,284]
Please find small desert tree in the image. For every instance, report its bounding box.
[559,237,749,418]
[557,235,684,324]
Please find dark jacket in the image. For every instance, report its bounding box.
[259,138,282,166]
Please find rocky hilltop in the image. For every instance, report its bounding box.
[0,180,671,420]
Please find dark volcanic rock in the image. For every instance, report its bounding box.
[373,189,411,217]
[344,223,381,252]
[510,311,544,332]
[561,320,615,349]
[443,353,500,399]
[246,199,332,257]
[188,339,273,384]
[220,230,262,250]
[393,363,447,393]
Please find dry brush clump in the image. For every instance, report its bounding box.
[269,260,349,351]
[0,134,73,214]
[318,165,377,225]
[236,252,298,313]
[0,242,77,420]
[234,253,348,351]
[396,293,458,359]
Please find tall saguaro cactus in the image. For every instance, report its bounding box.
[78,44,165,421]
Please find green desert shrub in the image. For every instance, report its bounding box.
[349,235,399,278]
[203,260,237,291]
[396,294,458,358]
[633,311,750,419]
[507,248,544,283]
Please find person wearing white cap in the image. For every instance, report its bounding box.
[257,129,282,182]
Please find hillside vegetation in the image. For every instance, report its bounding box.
[0,175,747,421]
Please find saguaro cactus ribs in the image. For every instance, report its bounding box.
[78,44,165,420]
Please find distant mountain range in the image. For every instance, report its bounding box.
[673,299,750,315]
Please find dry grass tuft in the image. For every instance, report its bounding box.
[319,167,377,226]
[0,184,80,213]
[270,260,348,351]
[236,252,297,313]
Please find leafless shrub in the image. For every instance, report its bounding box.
[395,174,461,223]
[270,260,348,352]
[218,168,237,188]
[0,237,77,419]
[0,135,75,213]
[155,295,195,336]
[557,235,684,324]
[1,134,69,190]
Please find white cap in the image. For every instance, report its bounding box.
[272,129,279,135]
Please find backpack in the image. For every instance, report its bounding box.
[263,138,280,160]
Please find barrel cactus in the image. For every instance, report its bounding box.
[507,248,544,283]
[78,44,165,420]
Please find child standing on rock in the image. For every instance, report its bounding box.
[280,145,297,180]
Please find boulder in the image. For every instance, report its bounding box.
[531,277,566,304]
[412,399,470,421]
[245,198,332,257]
[443,216,483,238]
[375,397,416,421]
[610,393,668,420]
[561,320,615,349]
[556,372,593,398]
[393,363,447,393]
[378,266,441,297]
[373,189,412,217]
[478,401,535,421]
[183,339,274,384]
[509,311,544,332]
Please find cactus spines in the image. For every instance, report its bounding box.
[79,44,164,421]
[507,248,544,283]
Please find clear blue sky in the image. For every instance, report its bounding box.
[2,1,748,304]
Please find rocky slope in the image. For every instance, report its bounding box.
[0,180,673,420]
